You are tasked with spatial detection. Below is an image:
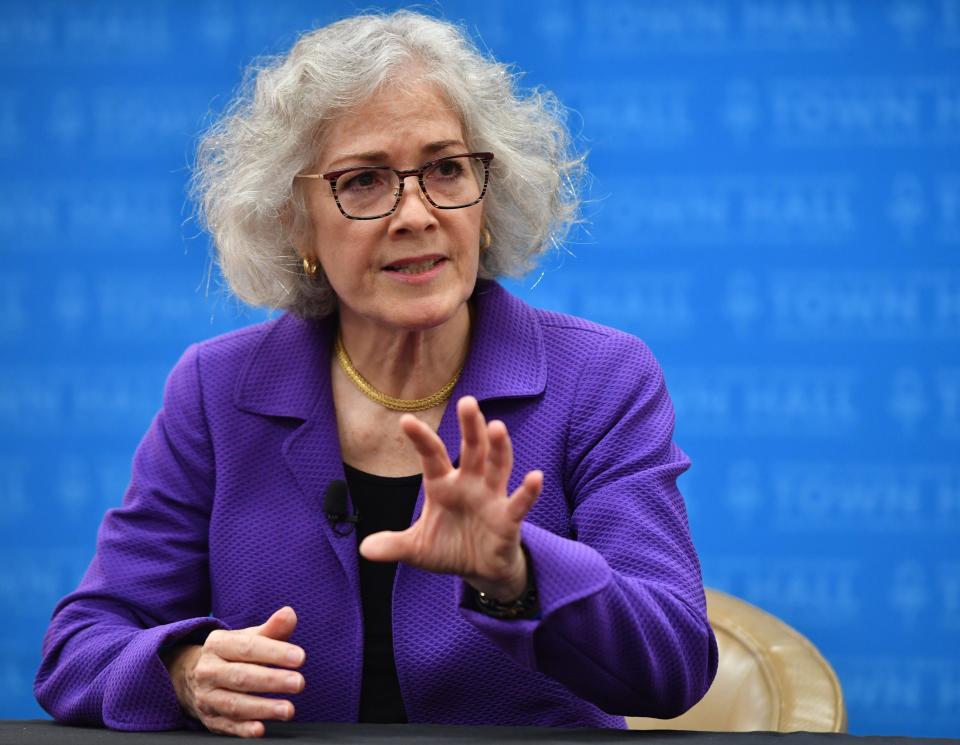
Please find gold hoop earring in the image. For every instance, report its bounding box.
[303,257,318,276]
[479,228,492,252]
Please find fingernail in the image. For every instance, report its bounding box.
[275,703,290,718]
[286,673,302,690]
[287,648,304,665]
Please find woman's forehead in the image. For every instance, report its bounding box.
[318,82,465,167]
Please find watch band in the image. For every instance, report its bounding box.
[473,547,539,620]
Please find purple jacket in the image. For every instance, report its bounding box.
[35,281,717,731]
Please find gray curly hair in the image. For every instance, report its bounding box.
[193,10,584,318]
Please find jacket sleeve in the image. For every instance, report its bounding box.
[458,332,718,719]
[34,344,229,731]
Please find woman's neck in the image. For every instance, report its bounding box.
[336,303,471,401]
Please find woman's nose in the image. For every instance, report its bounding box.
[389,176,438,233]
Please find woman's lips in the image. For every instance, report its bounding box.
[384,257,445,275]
[383,256,447,283]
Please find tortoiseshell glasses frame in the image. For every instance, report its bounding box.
[294,152,494,220]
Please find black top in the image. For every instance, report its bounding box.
[344,464,421,724]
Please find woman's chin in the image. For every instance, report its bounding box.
[389,307,462,333]
[382,295,470,334]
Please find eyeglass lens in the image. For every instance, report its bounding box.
[334,156,485,218]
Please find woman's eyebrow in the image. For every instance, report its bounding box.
[325,140,466,171]
[422,139,466,155]
[325,150,390,170]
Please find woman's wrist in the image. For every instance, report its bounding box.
[471,546,538,619]
[467,545,528,602]
[161,644,202,717]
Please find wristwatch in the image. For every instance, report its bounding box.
[474,547,539,620]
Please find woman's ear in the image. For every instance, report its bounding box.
[281,200,312,260]
[282,203,321,277]
[291,227,319,277]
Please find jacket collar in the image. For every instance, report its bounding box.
[234,280,546,419]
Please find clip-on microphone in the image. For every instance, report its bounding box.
[323,480,359,537]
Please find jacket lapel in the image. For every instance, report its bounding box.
[234,313,359,588]
[420,281,547,518]
[232,281,547,575]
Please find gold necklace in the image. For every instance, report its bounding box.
[334,333,463,412]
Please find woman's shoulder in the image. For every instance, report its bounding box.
[190,314,287,361]
[534,305,647,348]
[482,282,655,361]
[532,305,662,393]
[157,316,280,405]
[476,282,663,399]
[185,312,327,369]
[164,313,328,413]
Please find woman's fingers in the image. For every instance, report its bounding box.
[507,470,543,523]
[177,609,308,738]
[205,629,305,668]
[198,688,295,724]
[202,715,265,739]
[484,419,513,494]
[255,606,298,642]
[400,414,452,480]
[215,661,304,695]
[457,396,488,474]
[358,530,412,563]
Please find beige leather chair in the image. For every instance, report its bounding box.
[626,589,847,732]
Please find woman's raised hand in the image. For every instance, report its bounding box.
[162,606,305,738]
[359,396,543,601]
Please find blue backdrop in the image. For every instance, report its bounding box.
[1,1,958,737]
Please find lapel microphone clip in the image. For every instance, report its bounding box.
[323,480,359,537]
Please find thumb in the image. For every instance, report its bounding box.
[256,605,298,641]
[359,530,412,564]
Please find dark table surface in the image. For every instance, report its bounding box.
[1,722,957,745]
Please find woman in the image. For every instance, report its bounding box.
[35,10,717,738]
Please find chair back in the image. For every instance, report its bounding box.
[626,588,847,732]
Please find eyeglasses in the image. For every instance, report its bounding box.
[295,152,494,220]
